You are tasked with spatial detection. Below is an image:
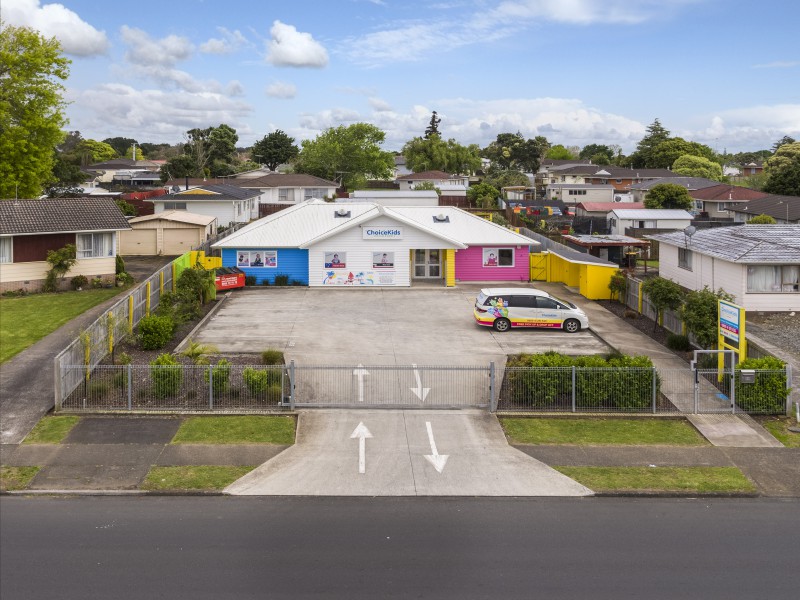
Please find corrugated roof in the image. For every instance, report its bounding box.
[237,173,338,188]
[629,177,719,190]
[351,190,437,199]
[546,183,614,189]
[396,170,453,180]
[129,210,216,226]
[609,209,693,220]
[578,202,645,212]
[0,198,131,236]
[726,195,800,221]
[647,225,800,263]
[167,183,261,200]
[213,201,536,249]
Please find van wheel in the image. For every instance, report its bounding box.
[564,319,581,333]
[493,318,511,332]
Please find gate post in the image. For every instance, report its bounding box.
[54,356,62,412]
[651,367,657,414]
[289,360,296,410]
[786,363,793,416]
[208,365,214,410]
[571,366,576,413]
[730,366,736,414]
[489,361,496,412]
[127,364,132,411]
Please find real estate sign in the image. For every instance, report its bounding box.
[718,299,746,362]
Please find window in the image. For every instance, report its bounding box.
[615,179,623,184]
[164,202,187,210]
[535,297,561,310]
[304,188,325,200]
[0,237,11,263]
[678,247,693,270]
[508,295,537,308]
[747,265,800,293]
[498,248,514,266]
[279,188,288,202]
[76,232,113,258]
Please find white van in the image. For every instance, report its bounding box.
[473,287,589,333]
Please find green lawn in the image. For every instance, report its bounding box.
[0,288,124,363]
[23,415,80,444]
[171,416,296,445]
[759,416,800,448]
[0,466,41,491]
[141,465,255,490]
[500,417,708,446]
[555,466,756,494]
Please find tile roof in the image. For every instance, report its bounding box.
[628,177,720,191]
[688,184,768,201]
[165,183,262,201]
[609,209,693,220]
[577,202,645,212]
[237,173,339,188]
[648,225,800,263]
[396,170,453,180]
[89,158,160,169]
[0,197,131,236]
[725,195,800,221]
[129,210,216,226]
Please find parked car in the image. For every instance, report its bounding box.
[473,287,589,333]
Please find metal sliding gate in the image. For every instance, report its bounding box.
[289,363,494,409]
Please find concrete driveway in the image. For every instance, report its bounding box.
[191,286,609,366]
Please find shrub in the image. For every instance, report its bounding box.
[205,359,231,394]
[44,244,77,292]
[177,266,215,304]
[117,352,132,365]
[261,279,270,286]
[87,381,109,396]
[261,349,284,365]
[70,275,89,290]
[42,271,59,293]
[180,339,219,365]
[608,270,627,302]
[243,367,282,396]
[150,353,182,398]
[138,314,175,350]
[274,274,289,286]
[666,334,692,351]
[112,371,126,389]
[245,275,257,286]
[115,255,126,274]
[735,357,788,414]
[91,277,104,289]
[116,272,134,286]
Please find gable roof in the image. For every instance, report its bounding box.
[89,158,160,170]
[577,202,645,212]
[160,183,261,201]
[688,184,768,201]
[609,209,693,220]
[396,170,453,181]
[129,210,216,226]
[629,177,720,191]
[236,173,339,188]
[0,198,130,236]
[648,225,800,263]
[725,195,800,221]
[213,201,535,249]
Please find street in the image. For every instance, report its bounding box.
[1,496,796,599]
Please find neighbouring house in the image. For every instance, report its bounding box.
[688,184,769,219]
[647,225,800,311]
[393,155,412,179]
[0,197,130,293]
[629,177,719,206]
[740,161,764,177]
[572,202,645,235]
[212,200,537,287]
[86,158,161,183]
[150,183,262,228]
[120,211,217,256]
[547,166,676,194]
[347,190,440,207]
[607,208,693,236]
[235,173,339,204]
[396,170,469,191]
[726,194,800,224]
[561,233,651,266]
[546,183,615,205]
[112,170,162,187]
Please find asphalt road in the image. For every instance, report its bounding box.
[1,497,797,599]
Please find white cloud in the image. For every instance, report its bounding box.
[751,60,800,69]
[687,104,800,150]
[266,20,329,68]
[266,81,297,99]
[3,0,109,56]
[67,83,253,143]
[200,27,249,55]
[120,25,193,67]
[369,97,393,112]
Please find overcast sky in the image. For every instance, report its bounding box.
[4,0,799,153]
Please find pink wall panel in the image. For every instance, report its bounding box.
[454,246,530,282]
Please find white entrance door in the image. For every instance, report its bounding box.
[413,249,441,279]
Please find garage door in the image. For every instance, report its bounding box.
[120,229,157,255]
[164,228,200,255]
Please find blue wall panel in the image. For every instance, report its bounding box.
[222,248,309,285]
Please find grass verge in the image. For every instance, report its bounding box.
[0,466,41,491]
[141,466,255,490]
[23,416,80,444]
[171,416,295,445]
[758,416,800,448]
[0,288,125,363]
[555,466,756,494]
[500,417,707,446]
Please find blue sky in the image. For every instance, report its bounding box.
[5,0,800,153]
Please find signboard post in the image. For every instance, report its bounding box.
[718,299,746,371]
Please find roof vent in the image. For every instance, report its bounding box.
[432,213,450,223]
[335,208,351,218]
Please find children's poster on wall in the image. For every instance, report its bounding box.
[237,252,250,267]
[482,248,499,267]
[324,252,346,268]
[372,251,394,269]
[263,250,277,268]
[238,250,277,268]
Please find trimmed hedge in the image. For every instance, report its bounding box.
[735,357,788,414]
[138,314,175,350]
[243,367,282,398]
[150,353,182,398]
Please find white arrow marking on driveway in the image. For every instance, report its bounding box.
[353,364,370,403]
[350,422,373,474]
[423,421,449,473]
[409,364,431,402]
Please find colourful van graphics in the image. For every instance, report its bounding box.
[473,288,589,333]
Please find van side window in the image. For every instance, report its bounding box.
[508,295,536,308]
[535,297,560,309]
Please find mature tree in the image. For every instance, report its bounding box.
[207,124,238,165]
[762,142,800,197]
[579,143,614,164]
[771,136,796,152]
[46,151,85,197]
[466,182,500,208]
[545,144,576,160]
[640,277,684,332]
[644,183,694,210]
[747,213,777,224]
[483,133,549,173]
[483,170,530,190]
[424,111,441,138]
[402,135,481,174]
[680,287,734,349]
[294,123,394,189]
[80,139,117,163]
[649,138,716,169]
[123,145,147,160]
[159,155,202,182]
[139,142,178,160]
[103,137,138,157]
[629,118,671,168]
[413,181,440,194]
[672,155,724,181]
[0,24,70,198]
[58,131,84,153]
[251,129,299,171]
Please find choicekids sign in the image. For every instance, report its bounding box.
[363,226,403,240]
